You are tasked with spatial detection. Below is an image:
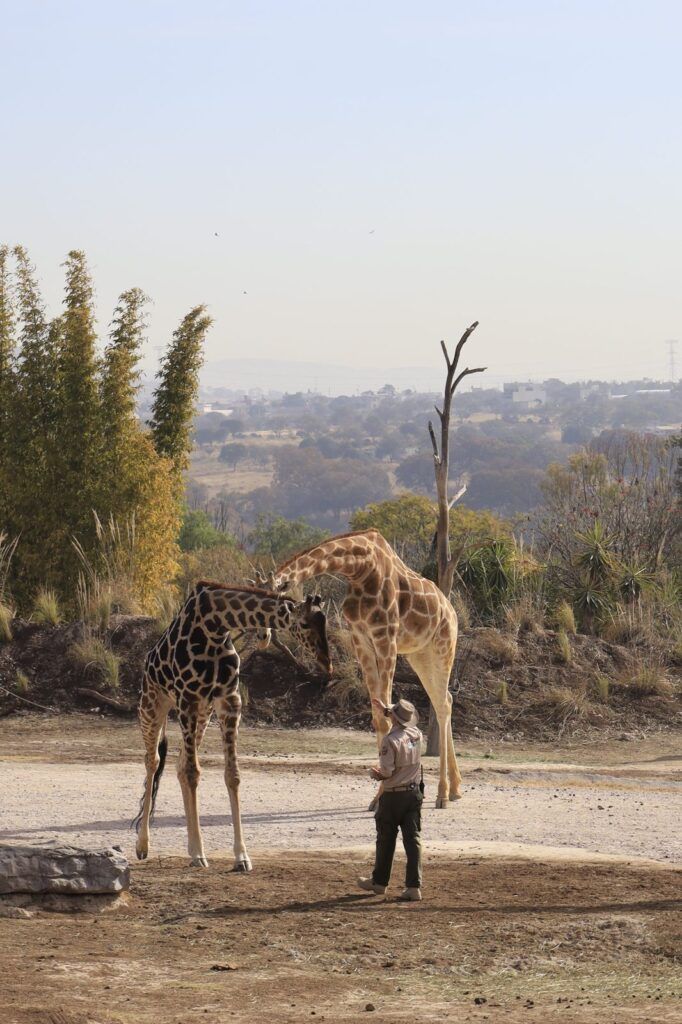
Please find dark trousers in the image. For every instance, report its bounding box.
[372,788,423,889]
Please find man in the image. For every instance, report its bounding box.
[358,697,424,902]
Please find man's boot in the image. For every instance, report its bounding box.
[397,887,422,901]
[357,876,386,895]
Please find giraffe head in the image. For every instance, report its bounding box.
[289,594,333,677]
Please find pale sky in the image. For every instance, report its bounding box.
[3,1,682,386]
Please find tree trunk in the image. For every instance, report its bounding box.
[425,323,485,756]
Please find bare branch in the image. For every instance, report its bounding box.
[448,482,468,507]
[450,365,487,396]
[434,405,444,421]
[428,420,440,462]
[439,339,451,369]
[450,321,479,374]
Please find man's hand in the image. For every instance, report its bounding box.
[368,765,385,781]
[371,698,389,715]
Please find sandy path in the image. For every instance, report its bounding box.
[1,755,679,865]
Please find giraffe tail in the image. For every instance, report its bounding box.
[132,734,168,832]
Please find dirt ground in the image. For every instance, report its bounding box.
[1,717,681,1024]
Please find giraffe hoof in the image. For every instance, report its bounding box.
[449,791,463,801]
[190,856,209,868]
[435,797,448,809]
[135,849,148,861]
[233,858,252,873]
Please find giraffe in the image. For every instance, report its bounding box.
[273,529,461,808]
[133,581,331,870]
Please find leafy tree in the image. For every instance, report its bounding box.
[271,447,391,520]
[219,442,248,470]
[351,494,436,550]
[250,513,329,563]
[149,306,213,473]
[395,452,436,493]
[179,509,231,552]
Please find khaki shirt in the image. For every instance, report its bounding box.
[378,724,422,790]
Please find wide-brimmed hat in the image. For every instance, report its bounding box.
[390,699,418,725]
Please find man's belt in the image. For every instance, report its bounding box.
[383,782,418,792]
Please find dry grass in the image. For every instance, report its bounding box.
[154,587,180,633]
[556,629,572,665]
[473,628,519,665]
[451,590,471,631]
[541,685,590,733]
[503,596,543,635]
[70,636,121,691]
[0,601,13,643]
[621,662,674,700]
[32,587,62,626]
[14,670,30,694]
[593,674,611,703]
[553,601,577,635]
[326,627,365,707]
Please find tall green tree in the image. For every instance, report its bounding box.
[98,288,148,516]
[0,246,15,521]
[149,305,212,473]
[57,251,100,516]
[9,247,62,595]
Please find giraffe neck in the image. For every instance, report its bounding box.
[194,584,293,634]
[275,531,380,588]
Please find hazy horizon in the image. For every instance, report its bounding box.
[4,2,682,385]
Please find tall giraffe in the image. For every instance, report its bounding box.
[133,581,330,869]
[274,529,461,807]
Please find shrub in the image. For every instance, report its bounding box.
[33,588,62,626]
[556,630,572,665]
[553,601,577,635]
[0,602,13,643]
[70,636,121,691]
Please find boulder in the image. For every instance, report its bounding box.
[0,843,129,894]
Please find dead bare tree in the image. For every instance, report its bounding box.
[425,321,486,753]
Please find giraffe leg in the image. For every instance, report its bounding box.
[406,649,457,808]
[350,629,397,811]
[215,691,252,872]
[134,677,171,861]
[177,698,209,867]
[446,711,463,800]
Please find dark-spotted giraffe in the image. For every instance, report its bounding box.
[273,530,461,808]
[133,581,331,870]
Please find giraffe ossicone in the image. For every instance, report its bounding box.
[133,581,331,869]
[274,529,462,808]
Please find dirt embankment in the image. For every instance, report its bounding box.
[0,615,680,741]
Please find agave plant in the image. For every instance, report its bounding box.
[573,520,617,586]
[616,563,657,604]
